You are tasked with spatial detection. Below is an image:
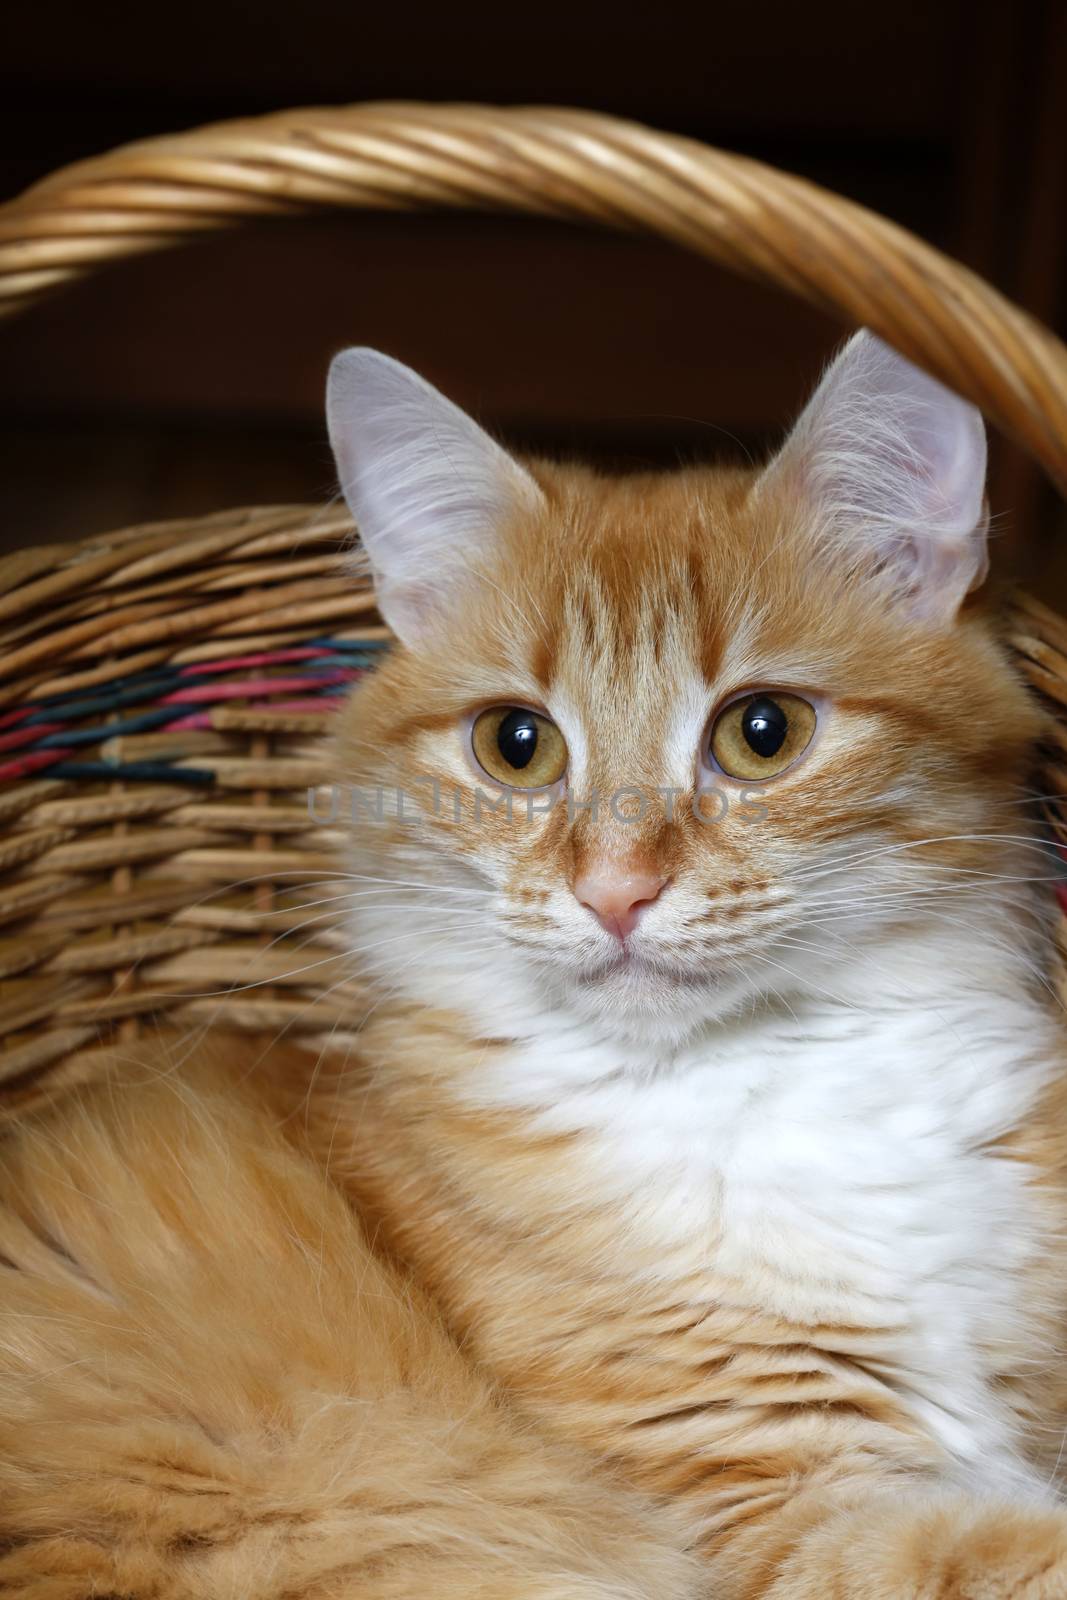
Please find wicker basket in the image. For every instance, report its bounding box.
[2,102,1067,1120]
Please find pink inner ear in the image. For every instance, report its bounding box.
[326,346,545,648]
[903,520,991,619]
[763,331,990,624]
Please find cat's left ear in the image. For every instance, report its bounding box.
[327,348,545,646]
[758,330,989,623]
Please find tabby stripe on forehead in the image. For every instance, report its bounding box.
[394,706,465,738]
[531,614,562,693]
[833,695,947,735]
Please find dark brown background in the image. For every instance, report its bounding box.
[3,1,1066,591]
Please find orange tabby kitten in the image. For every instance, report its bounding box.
[307,332,1067,1595]
[5,331,1067,1599]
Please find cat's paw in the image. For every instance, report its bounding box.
[766,1494,1067,1600]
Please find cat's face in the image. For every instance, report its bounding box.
[327,336,1041,1043]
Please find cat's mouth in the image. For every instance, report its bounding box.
[576,949,716,991]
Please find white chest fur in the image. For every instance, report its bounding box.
[469,932,1063,1494]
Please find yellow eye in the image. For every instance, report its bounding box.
[710,692,817,780]
[471,706,568,789]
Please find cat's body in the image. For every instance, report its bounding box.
[0,1047,699,1599]
[310,343,1067,1592]
[6,332,1067,1596]
[294,926,1067,1592]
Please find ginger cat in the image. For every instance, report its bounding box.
[4,331,1067,1598]
[309,332,1067,1594]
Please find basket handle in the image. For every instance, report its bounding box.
[2,101,1066,496]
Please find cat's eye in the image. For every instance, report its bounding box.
[709,692,817,780]
[471,706,568,789]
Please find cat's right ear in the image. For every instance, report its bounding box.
[327,348,545,646]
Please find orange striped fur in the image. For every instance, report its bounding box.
[0,1046,698,1598]
[6,337,1067,1596]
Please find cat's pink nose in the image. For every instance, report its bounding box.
[574,866,669,941]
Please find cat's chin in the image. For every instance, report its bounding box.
[547,948,755,1037]
[576,950,717,992]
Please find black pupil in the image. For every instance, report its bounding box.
[497,709,539,770]
[741,697,788,758]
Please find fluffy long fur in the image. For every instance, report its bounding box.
[0,1048,699,1598]
[7,333,1067,1597]
[305,335,1067,1593]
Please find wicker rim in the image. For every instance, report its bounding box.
[1,101,1066,500]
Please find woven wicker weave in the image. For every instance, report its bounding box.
[2,102,1067,1118]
